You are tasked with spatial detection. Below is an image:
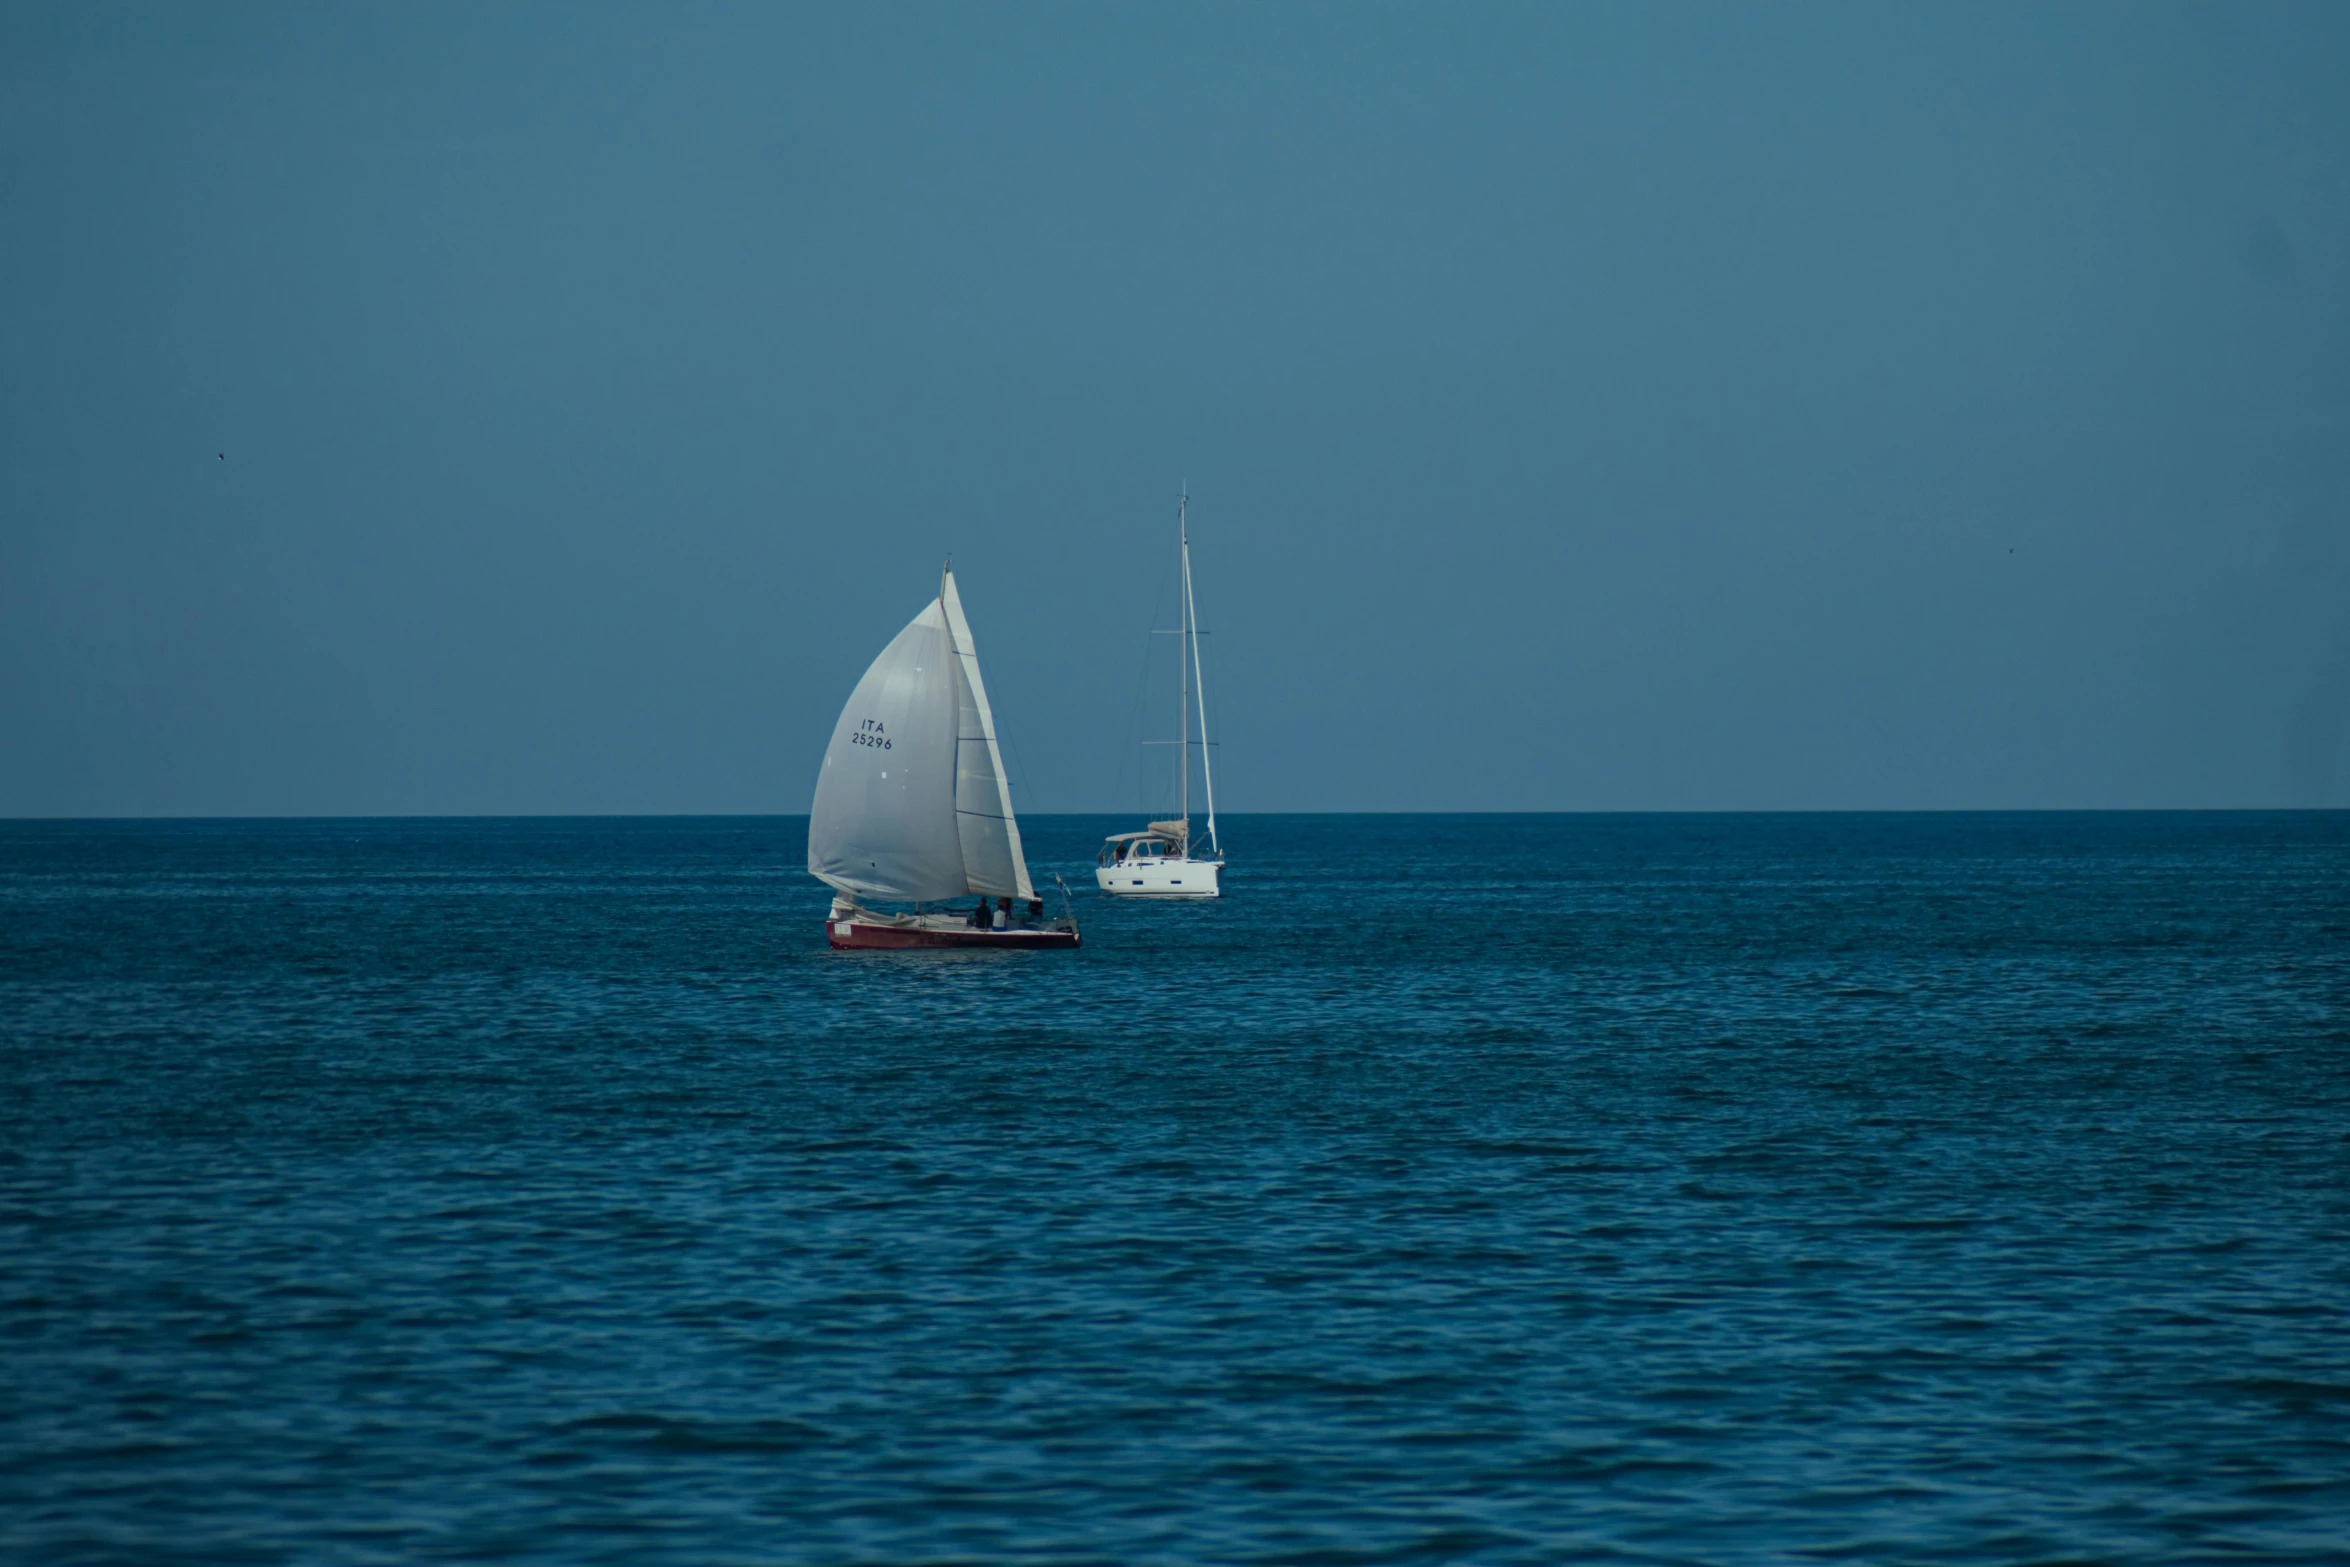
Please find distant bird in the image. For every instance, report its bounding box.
[218,453,224,460]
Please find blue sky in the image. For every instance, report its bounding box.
[4,2,2347,814]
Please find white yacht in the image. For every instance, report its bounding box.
[1098,489,1224,898]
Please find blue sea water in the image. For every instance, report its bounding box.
[2,812,2347,1565]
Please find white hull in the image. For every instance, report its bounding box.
[1099,490,1226,900]
[1097,857,1221,897]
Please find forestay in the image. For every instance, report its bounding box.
[808,571,1034,904]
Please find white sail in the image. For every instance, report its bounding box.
[941,571,1035,900]
[807,599,968,903]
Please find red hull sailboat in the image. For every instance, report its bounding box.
[825,914,1078,951]
[808,566,1079,951]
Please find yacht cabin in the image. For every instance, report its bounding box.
[1098,831,1174,867]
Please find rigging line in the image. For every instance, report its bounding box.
[963,632,1036,812]
[1165,516,1189,819]
[1180,509,1216,851]
[1112,624,1151,817]
[1116,520,1179,818]
[995,705,1036,810]
[1192,599,1218,821]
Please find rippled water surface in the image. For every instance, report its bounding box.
[4,813,2347,1564]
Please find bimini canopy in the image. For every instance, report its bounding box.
[808,570,1035,904]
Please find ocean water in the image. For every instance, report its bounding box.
[3,812,2347,1565]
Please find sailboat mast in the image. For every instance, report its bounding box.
[1184,505,1218,858]
[1177,486,1190,842]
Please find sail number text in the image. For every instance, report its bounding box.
[852,719,891,750]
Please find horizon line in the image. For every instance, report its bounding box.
[5,807,2348,825]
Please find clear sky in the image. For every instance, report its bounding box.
[4,2,2347,815]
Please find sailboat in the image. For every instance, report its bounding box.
[811,566,1079,949]
[1097,489,1224,898]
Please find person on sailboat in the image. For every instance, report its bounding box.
[809,564,1080,950]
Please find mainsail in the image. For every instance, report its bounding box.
[808,570,1034,903]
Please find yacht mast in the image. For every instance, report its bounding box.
[1177,485,1190,844]
[1184,498,1218,857]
